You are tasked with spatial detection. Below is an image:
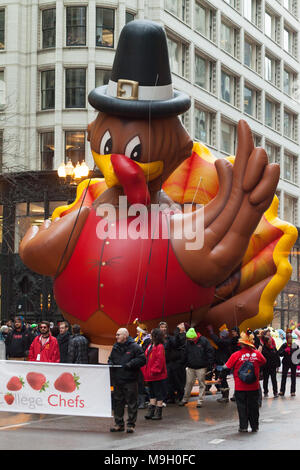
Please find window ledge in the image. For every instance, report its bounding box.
[63,46,88,50]
[37,48,56,53]
[194,29,216,48]
[63,108,88,111]
[283,134,298,144]
[220,48,241,65]
[281,178,299,188]
[244,112,263,124]
[220,98,241,113]
[194,83,217,98]
[165,8,190,28]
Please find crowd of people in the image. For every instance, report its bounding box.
[0,316,90,364]
[108,321,300,435]
[1,316,299,435]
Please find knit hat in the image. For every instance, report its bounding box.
[186,328,198,339]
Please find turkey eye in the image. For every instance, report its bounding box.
[124,136,141,162]
[100,130,113,155]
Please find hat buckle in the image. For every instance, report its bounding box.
[117,79,139,100]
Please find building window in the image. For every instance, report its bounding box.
[284,68,297,97]
[221,120,237,154]
[41,70,55,110]
[195,53,216,94]
[244,84,261,120]
[42,8,56,49]
[95,69,111,88]
[284,110,298,141]
[284,152,298,184]
[195,1,216,42]
[265,141,280,164]
[65,131,85,165]
[40,132,54,170]
[66,6,86,46]
[265,97,280,131]
[265,10,280,44]
[220,20,240,59]
[265,53,280,88]
[126,11,135,23]
[65,69,86,108]
[244,37,262,74]
[165,0,188,22]
[284,194,298,225]
[194,106,216,147]
[284,26,297,57]
[15,203,45,253]
[167,36,189,79]
[0,71,5,109]
[221,70,240,108]
[224,0,240,11]
[96,8,114,48]
[283,0,298,16]
[244,0,262,28]
[0,9,4,49]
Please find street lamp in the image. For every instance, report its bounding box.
[57,160,90,184]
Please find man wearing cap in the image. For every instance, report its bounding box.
[179,328,214,408]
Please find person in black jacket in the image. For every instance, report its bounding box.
[160,321,187,404]
[179,328,214,408]
[57,321,72,363]
[207,325,232,403]
[108,328,146,433]
[261,335,280,397]
[68,324,89,364]
[278,333,299,397]
[5,316,33,360]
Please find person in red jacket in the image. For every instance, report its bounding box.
[221,329,266,433]
[142,328,167,421]
[28,321,60,363]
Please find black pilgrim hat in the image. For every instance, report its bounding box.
[88,20,191,119]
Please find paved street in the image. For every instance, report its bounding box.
[0,375,299,451]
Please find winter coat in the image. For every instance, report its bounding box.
[183,335,215,370]
[5,325,33,358]
[57,331,72,363]
[261,345,281,369]
[142,343,168,382]
[164,329,186,364]
[28,334,60,363]
[108,336,146,385]
[68,334,89,364]
[209,333,231,365]
[278,342,300,367]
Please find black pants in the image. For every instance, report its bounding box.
[235,390,260,431]
[280,363,297,394]
[166,362,186,401]
[263,367,278,395]
[113,381,138,428]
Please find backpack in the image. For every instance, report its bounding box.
[238,360,256,384]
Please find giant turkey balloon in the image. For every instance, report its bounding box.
[20,20,297,345]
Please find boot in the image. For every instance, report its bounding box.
[144,404,156,420]
[151,406,163,420]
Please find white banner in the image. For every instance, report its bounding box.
[0,360,112,418]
